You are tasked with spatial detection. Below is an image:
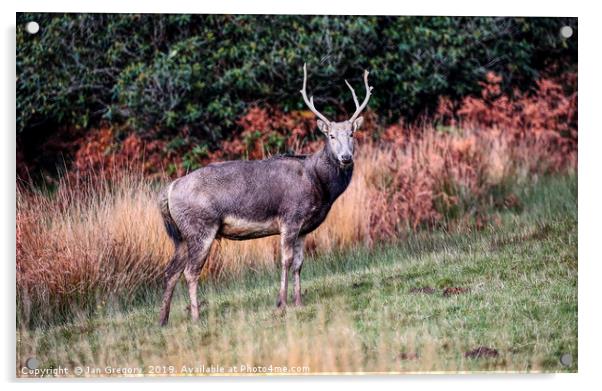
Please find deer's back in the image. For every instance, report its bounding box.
[168,156,327,240]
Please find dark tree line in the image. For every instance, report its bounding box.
[17,13,577,171]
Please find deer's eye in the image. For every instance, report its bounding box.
[329,135,335,140]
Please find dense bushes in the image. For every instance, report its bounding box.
[17,14,576,172]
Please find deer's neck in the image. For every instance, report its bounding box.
[308,143,353,204]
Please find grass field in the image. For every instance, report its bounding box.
[17,174,577,376]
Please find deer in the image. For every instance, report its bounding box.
[157,63,373,326]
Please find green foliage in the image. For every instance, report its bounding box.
[17,14,577,146]
[182,144,210,172]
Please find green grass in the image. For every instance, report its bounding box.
[17,174,577,376]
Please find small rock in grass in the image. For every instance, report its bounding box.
[442,287,470,296]
[464,346,499,358]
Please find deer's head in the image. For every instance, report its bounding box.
[300,63,373,169]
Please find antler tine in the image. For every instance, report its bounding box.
[344,79,360,110]
[300,63,331,125]
[348,69,373,123]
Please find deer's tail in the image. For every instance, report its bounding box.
[159,181,183,243]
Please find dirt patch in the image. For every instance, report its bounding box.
[410,287,437,294]
[464,346,499,359]
[398,352,419,360]
[442,287,470,296]
[352,280,373,290]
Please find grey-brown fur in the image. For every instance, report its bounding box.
[158,64,372,325]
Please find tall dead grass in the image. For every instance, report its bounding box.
[15,152,374,326]
[17,172,172,325]
[16,72,577,327]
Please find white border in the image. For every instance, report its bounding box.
[12,1,580,17]
[3,1,600,389]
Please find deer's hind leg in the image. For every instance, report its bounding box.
[183,225,218,322]
[277,225,301,308]
[159,243,187,326]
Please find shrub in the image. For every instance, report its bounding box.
[369,71,577,237]
[17,14,576,160]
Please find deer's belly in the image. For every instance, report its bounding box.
[218,216,280,240]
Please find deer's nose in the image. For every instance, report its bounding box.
[340,154,353,164]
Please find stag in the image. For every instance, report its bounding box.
[158,63,373,325]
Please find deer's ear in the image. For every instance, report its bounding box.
[317,119,330,135]
[352,116,364,132]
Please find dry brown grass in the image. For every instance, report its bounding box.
[17,172,172,325]
[15,149,375,326]
[16,118,576,327]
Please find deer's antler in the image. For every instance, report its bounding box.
[300,63,331,125]
[345,70,373,123]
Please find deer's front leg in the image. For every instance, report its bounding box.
[277,228,298,308]
[292,235,306,306]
